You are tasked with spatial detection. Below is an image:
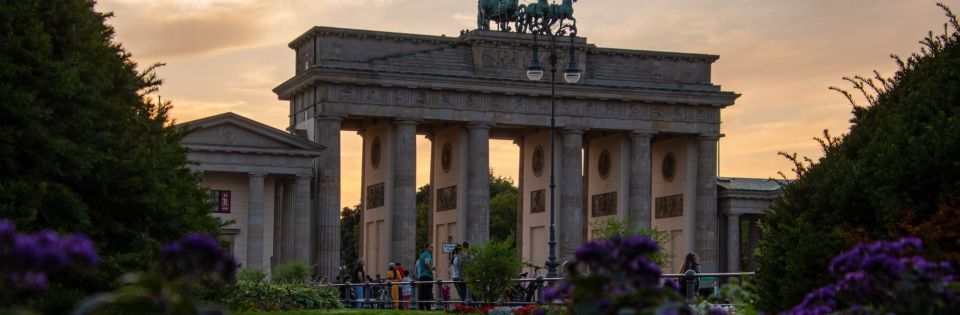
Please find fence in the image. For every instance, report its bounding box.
[318,272,755,310]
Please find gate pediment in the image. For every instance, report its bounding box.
[180,112,324,156]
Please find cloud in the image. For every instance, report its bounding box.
[98,0,284,60]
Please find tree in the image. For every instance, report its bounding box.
[412,171,519,249]
[589,217,671,269]
[0,1,219,312]
[488,174,518,247]
[416,184,431,249]
[340,204,361,277]
[755,5,960,312]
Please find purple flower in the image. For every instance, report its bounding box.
[574,241,608,266]
[63,234,99,266]
[0,221,98,294]
[159,233,237,284]
[706,305,727,315]
[785,237,959,315]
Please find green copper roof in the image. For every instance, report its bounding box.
[717,177,788,192]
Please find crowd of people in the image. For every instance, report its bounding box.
[329,241,472,309]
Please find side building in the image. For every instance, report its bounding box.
[178,113,324,274]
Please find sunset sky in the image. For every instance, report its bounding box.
[97,0,957,208]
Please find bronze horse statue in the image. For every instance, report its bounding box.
[477,0,521,31]
[517,0,577,33]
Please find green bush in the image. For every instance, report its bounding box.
[222,281,342,312]
[461,236,524,303]
[590,217,672,269]
[273,262,309,284]
[238,269,268,283]
[756,5,960,312]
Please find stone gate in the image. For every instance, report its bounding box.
[273,27,739,278]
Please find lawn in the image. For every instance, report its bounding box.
[236,309,446,315]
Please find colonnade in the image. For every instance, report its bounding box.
[309,116,722,278]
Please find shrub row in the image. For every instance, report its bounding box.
[220,281,342,312]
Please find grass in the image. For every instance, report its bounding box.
[236,309,446,315]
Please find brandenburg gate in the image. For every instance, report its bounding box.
[274,25,738,277]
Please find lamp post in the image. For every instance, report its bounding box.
[525,19,580,279]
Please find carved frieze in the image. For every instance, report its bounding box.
[324,84,721,124]
[437,185,457,211]
[591,191,617,217]
[480,48,523,69]
[530,189,545,213]
[366,182,385,209]
[654,194,683,219]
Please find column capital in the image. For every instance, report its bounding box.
[394,119,420,126]
[316,115,345,122]
[466,121,494,129]
[559,127,586,135]
[628,130,655,138]
[249,172,267,178]
[697,133,724,141]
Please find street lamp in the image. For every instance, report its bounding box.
[525,19,580,279]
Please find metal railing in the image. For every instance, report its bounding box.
[316,272,754,310]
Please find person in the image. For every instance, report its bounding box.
[386,262,401,309]
[400,270,413,310]
[451,246,466,303]
[366,274,376,307]
[352,259,366,308]
[395,262,406,284]
[678,252,701,299]
[459,241,472,304]
[416,242,435,310]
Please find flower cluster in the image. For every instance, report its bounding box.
[158,233,237,284]
[512,303,539,315]
[783,237,959,315]
[549,235,686,314]
[448,303,475,314]
[0,220,99,292]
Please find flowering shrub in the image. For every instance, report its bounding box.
[0,220,98,295]
[547,235,688,314]
[72,233,236,314]
[159,233,237,285]
[783,237,959,315]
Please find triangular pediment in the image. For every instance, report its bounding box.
[179,112,324,155]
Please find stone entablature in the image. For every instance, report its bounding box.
[275,27,738,133]
[285,27,723,88]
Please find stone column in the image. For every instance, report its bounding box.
[392,120,418,267]
[515,138,524,257]
[628,132,653,230]
[247,172,266,270]
[315,116,342,277]
[274,181,285,262]
[465,122,491,245]
[727,213,741,272]
[289,175,312,263]
[281,180,295,263]
[559,128,584,262]
[696,135,720,272]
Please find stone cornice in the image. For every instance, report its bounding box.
[290,26,461,49]
[290,27,719,63]
[274,66,739,107]
[184,144,324,157]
